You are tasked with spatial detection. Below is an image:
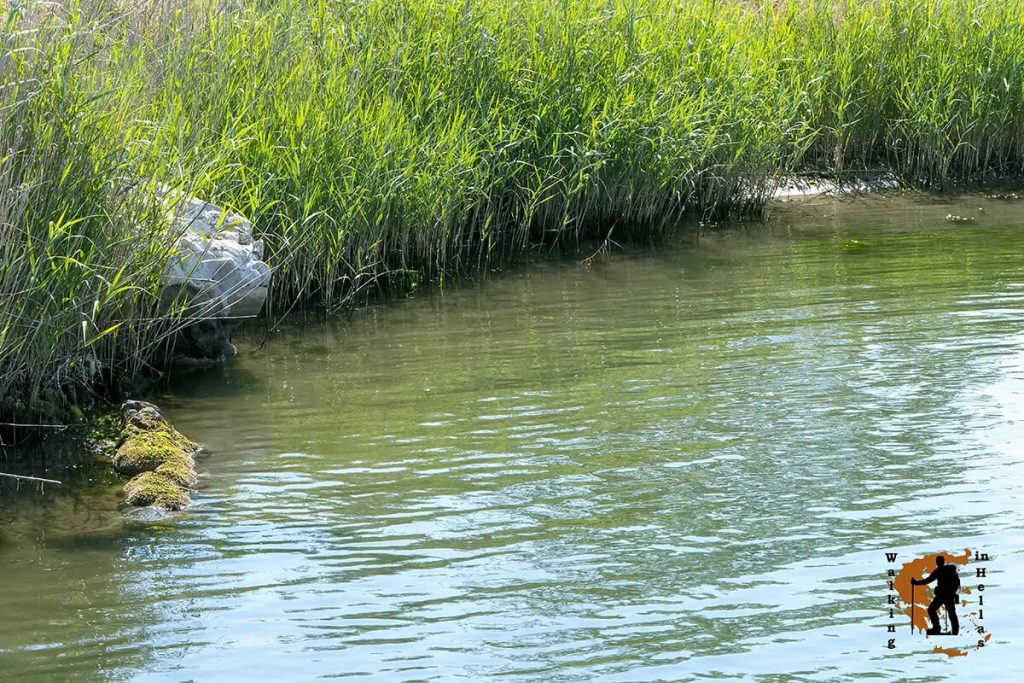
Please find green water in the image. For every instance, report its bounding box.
[3,194,1024,681]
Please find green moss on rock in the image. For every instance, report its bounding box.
[112,430,182,476]
[120,405,198,450]
[124,472,191,510]
[155,451,198,488]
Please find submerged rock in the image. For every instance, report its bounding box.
[160,191,271,360]
[113,400,201,511]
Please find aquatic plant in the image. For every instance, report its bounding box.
[3,0,1024,419]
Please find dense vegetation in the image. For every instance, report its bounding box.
[3,0,1024,419]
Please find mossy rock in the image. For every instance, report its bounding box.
[112,430,186,476]
[119,402,197,448]
[155,451,198,488]
[113,400,201,511]
[124,472,191,511]
[121,417,197,452]
[123,409,171,435]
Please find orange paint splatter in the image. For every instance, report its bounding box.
[932,646,968,657]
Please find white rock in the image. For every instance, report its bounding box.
[163,196,271,321]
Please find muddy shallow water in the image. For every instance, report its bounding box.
[3,193,1023,681]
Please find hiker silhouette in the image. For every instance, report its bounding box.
[912,555,960,635]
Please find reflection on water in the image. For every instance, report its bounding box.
[3,194,1024,681]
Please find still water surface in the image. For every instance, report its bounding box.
[3,194,1024,681]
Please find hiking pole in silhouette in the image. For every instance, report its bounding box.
[910,582,915,633]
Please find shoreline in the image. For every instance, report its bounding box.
[1,175,1013,438]
[3,182,1024,513]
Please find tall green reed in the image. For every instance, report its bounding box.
[2,0,1024,420]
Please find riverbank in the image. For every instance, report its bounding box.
[3,0,1024,423]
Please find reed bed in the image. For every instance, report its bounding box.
[3,0,1024,419]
